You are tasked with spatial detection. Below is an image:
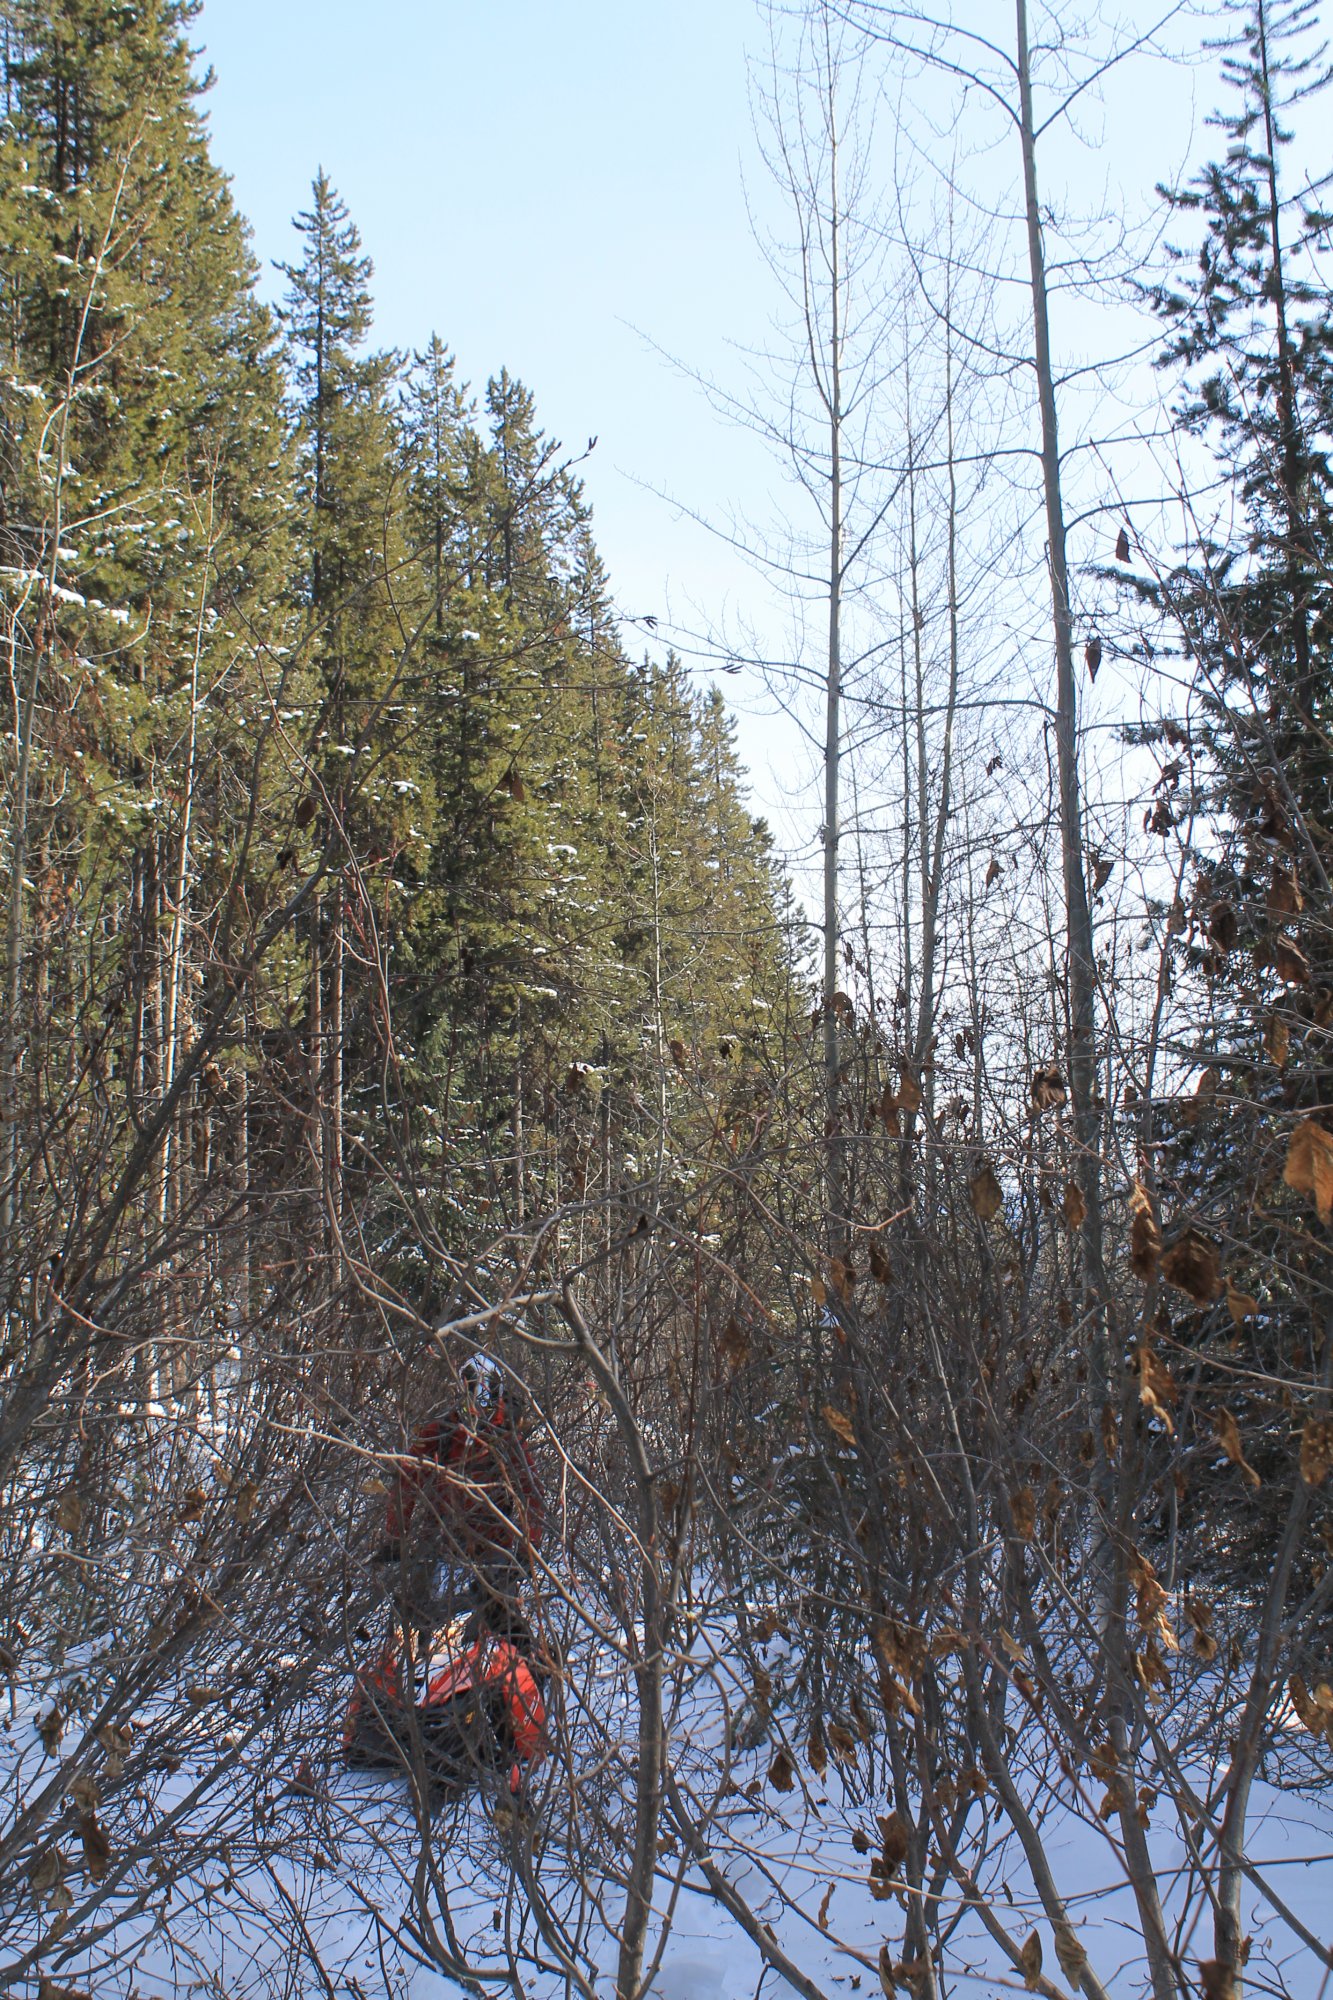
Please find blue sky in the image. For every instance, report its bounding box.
[199,0,785,769]
[196,1,1222,857]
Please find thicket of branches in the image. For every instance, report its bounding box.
[1,2,1331,1998]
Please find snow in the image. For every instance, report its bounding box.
[3,1595,1328,1999]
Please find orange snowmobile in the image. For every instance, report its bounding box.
[343,1605,549,1798]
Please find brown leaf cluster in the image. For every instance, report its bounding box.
[1136,1343,1178,1432]
[868,1810,911,1900]
[1129,1549,1178,1651]
[1031,1065,1067,1113]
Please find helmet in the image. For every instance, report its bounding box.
[458,1354,498,1409]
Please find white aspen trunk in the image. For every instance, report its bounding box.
[1014,0,1107,1379]
[822,53,845,1248]
[915,272,962,1095]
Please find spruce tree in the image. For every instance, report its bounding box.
[1147,0,1333,1673]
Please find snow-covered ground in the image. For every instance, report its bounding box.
[5,1612,1330,2000]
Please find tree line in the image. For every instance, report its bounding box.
[0,1,1331,1998]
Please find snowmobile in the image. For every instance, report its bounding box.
[342,1609,549,1799]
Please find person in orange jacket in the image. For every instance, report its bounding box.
[375,1356,545,1651]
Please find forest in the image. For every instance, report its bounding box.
[0,0,1331,1996]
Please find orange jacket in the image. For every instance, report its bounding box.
[386,1410,545,1563]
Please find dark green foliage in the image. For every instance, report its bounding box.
[0,0,795,1324]
[1146,0,1333,1608]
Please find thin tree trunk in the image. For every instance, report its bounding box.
[823,53,845,1249]
[310,890,325,1236]
[1014,0,1108,1414]
[1016,14,1170,2000]
[330,879,344,1270]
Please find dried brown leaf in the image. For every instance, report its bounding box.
[28,1848,66,1904]
[970,1164,1003,1222]
[1129,1183,1162,1282]
[1208,903,1238,951]
[1199,1961,1237,2000]
[79,1812,111,1882]
[1054,1923,1088,1984]
[1063,1180,1087,1230]
[1019,1930,1043,1991]
[1284,1120,1333,1224]
[1269,866,1303,916]
[1212,1408,1261,1489]
[877,1811,910,1872]
[1226,1283,1259,1325]
[1160,1230,1222,1305]
[1273,938,1311,985]
[1186,1596,1218,1663]
[1010,1487,1037,1542]
[768,1746,795,1792]
[867,1239,892,1285]
[1300,1416,1333,1487]
[823,1404,856,1448]
[1137,1345,1178,1433]
[719,1316,750,1377]
[68,1774,99,1816]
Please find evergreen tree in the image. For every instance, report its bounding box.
[277,174,423,1241]
[0,0,298,1277]
[1147,0,1333,1626]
